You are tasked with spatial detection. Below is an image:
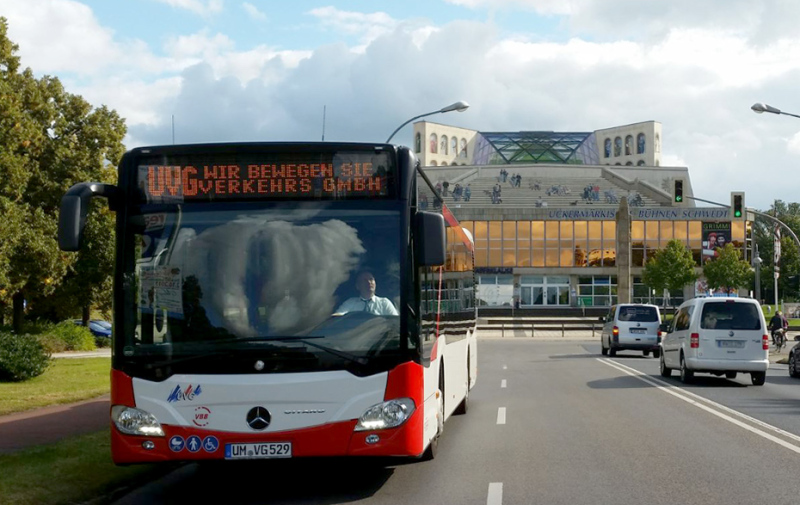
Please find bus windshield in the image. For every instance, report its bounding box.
[123,202,403,376]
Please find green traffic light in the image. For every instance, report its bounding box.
[734,210,742,217]
[675,196,682,202]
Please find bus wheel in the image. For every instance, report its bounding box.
[454,356,470,415]
[421,430,438,461]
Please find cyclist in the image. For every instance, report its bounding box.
[768,310,789,350]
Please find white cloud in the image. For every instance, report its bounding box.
[787,132,800,156]
[242,2,267,21]
[163,30,311,83]
[0,0,121,75]
[307,6,400,49]
[153,0,223,16]
[2,1,800,209]
[445,0,800,44]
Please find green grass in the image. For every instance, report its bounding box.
[0,358,110,416]
[0,429,171,505]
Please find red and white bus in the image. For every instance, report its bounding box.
[58,142,477,464]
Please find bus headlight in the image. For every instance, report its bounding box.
[354,398,415,431]
[111,405,165,437]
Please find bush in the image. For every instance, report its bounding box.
[36,332,70,354]
[94,335,112,348]
[43,322,96,352]
[0,331,52,382]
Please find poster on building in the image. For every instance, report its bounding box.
[701,222,731,264]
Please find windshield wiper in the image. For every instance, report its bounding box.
[142,336,367,367]
[144,350,234,369]
[139,336,289,369]
[265,336,368,366]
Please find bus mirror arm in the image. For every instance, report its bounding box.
[58,182,120,251]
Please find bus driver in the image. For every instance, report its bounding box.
[335,270,398,316]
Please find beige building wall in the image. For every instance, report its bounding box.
[412,121,479,167]
[594,121,662,167]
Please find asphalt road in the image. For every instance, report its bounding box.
[112,340,800,505]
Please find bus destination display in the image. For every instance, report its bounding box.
[139,152,394,202]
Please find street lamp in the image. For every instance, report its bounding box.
[385,100,470,143]
[751,102,800,120]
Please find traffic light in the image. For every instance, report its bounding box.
[731,191,745,220]
[673,178,685,205]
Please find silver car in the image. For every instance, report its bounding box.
[600,304,662,358]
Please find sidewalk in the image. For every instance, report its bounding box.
[0,350,111,454]
[53,348,111,359]
[0,395,110,454]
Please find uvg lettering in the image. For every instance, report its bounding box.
[146,164,382,198]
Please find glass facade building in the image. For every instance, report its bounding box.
[415,122,746,311]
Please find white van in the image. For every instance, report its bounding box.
[660,297,769,385]
[600,304,662,358]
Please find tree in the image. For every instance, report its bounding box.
[752,200,800,302]
[642,240,698,306]
[0,18,126,332]
[702,243,753,295]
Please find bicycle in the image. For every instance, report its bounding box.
[772,328,787,353]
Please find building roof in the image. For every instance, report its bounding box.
[473,131,600,165]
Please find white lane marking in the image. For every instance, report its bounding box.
[598,358,800,455]
[604,358,800,446]
[487,482,503,505]
[503,365,507,370]
[496,407,506,425]
[501,379,507,388]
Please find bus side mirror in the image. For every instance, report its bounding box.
[415,211,445,266]
[58,182,119,251]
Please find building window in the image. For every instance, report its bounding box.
[430,133,438,154]
[625,135,633,155]
[450,137,457,156]
[604,138,611,158]
[441,135,448,155]
[577,276,617,307]
[477,275,514,307]
[614,137,622,157]
[460,138,468,158]
[655,133,660,153]
[637,133,646,154]
[626,161,633,166]
[637,160,645,166]
[430,160,437,166]
[414,133,421,153]
[468,220,618,269]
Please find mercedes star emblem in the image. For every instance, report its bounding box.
[246,406,271,430]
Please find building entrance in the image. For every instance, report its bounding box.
[520,276,570,306]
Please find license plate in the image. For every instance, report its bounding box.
[225,442,292,460]
[629,328,646,334]
[717,340,744,349]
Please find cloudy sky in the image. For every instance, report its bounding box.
[1,0,798,209]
